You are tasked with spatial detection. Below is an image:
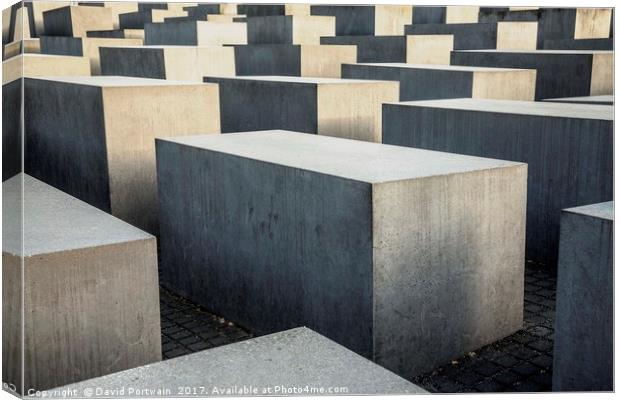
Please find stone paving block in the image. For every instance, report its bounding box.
[156,130,526,378]
[342,63,535,101]
[203,76,398,142]
[24,76,220,233]
[43,5,114,37]
[247,15,335,45]
[86,28,145,39]
[100,45,235,80]
[542,37,613,50]
[144,20,247,45]
[406,34,453,64]
[2,174,161,393]
[382,98,613,266]
[451,50,613,99]
[55,328,425,396]
[553,202,613,391]
[404,22,496,50]
[310,5,413,35]
[2,53,90,84]
[119,9,188,29]
[543,94,613,105]
[412,6,479,24]
[3,38,40,59]
[496,21,538,50]
[233,44,356,78]
[40,36,143,75]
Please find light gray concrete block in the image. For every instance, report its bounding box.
[553,202,613,391]
[53,328,426,396]
[156,131,527,378]
[543,94,613,105]
[382,99,613,266]
[2,174,161,394]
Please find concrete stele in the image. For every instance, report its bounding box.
[144,20,247,45]
[406,34,453,64]
[43,5,115,37]
[496,21,538,50]
[2,53,90,84]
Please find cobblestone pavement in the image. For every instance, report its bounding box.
[160,262,556,393]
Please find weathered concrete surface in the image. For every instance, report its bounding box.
[320,35,406,63]
[412,6,479,24]
[39,36,143,74]
[2,79,21,181]
[2,174,161,393]
[285,3,310,16]
[496,21,538,50]
[342,63,535,101]
[42,5,114,37]
[206,14,246,22]
[3,53,90,84]
[54,328,425,396]
[553,202,613,391]
[156,130,526,378]
[404,23,496,50]
[451,49,613,99]
[25,1,70,37]
[203,76,398,142]
[24,76,220,234]
[183,3,220,18]
[542,37,613,50]
[406,35,453,64]
[85,28,144,39]
[220,4,284,17]
[144,20,247,45]
[233,44,356,78]
[3,38,40,59]
[100,45,235,80]
[310,5,412,35]
[118,9,188,29]
[382,98,613,266]
[543,94,613,105]
[247,15,335,45]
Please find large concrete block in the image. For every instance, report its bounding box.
[404,23,496,50]
[55,328,425,396]
[25,1,70,37]
[553,202,613,391]
[285,3,310,16]
[206,13,246,22]
[156,130,527,377]
[220,4,284,17]
[247,15,335,45]
[412,6,479,24]
[183,3,220,18]
[2,174,161,393]
[3,53,90,84]
[543,94,613,105]
[233,44,356,78]
[144,20,247,45]
[382,99,613,265]
[24,76,220,233]
[406,34,453,64]
[310,5,413,36]
[451,49,613,99]
[118,9,188,29]
[42,5,114,37]
[2,78,21,181]
[342,63,536,101]
[320,35,407,63]
[100,45,235,80]
[496,21,538,50]
[3,38,40,59]
[86,28,145,39]
[40,36,143,75]
[542,37,613,50]
[203,76,398,142]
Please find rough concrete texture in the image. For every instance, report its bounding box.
[382,98,613,266]
[144,20,247,45]
[40,36,143,74]
[220,4,284,17]
[156,130,526,378]
[119,9,188,30]
[100,45,235,80]
[542,38,613,50]
[320,35,407,63]
[411,6,479,24]
[2,53,90,84]
[86,28,144,39]
[3,38,40,59]
[2,174,161,393]
[406,34,453,64]
[2,79,21,181]
[25,1,71,37]
[203,76,398,142]
[24,76,220,234]
[496,22,538,50]
[404,23,496,50]
[42,5,114,37]
[247,15,335,45]
[342,63,535,101]
[54,328,426,396]
[451,50,613,99]
[553,202,613,391]
[233,44,356,78]
[310,5,412,35]
[542,94,613,105]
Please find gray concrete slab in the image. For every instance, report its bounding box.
[553,201,613,391]
[382,98,613,266]
[404,23,497,49]
[2,174,161,393]
[320,35,406,63]
[310,5,376,35]
[144,20,247,46]
[543,38,613,50]
[156,130,527,378]
[2,79,21,181]
[543,94,613,105]
[53,328,426,396]
[247,15,334,45]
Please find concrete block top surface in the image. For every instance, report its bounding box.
[350,62,533,73]
[454,49,613,55]
[27,75,214,88]
[2,174,152,257]
[544,95,614,104]
[56,327,425,394]
[158,130,523,184]
[390,98,613,121]
[563,201,614,221]
[204,75,392,85]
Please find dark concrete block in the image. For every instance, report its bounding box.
[404,23,496,49]
[235,4,285,17]
[2,79,21,181]
[183,3,220,18]
[247,15,334,45]
[542,38,613,50]
[543,94,613,105]
[144,21,247,46]
[138,2,167,12]
[42,5,114,37]
[320,35,406,63]
[450,50,613,100]
[382,98,613,265]
[311,5,374,35]
[86,28,144,39]
[412,6,445,24]
[553,202,613,391]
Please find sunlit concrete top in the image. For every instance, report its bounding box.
[204,75,394,85]
[453,49,613,55]
[158,130,523,184]
[27,75,215,87]
[350,63,533,73]
[543,95,614,104]
[564,201,614,221]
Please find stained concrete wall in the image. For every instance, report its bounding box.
[320,35,406,63]
[543,38,613,50]
[2,79,21,181]
[234,44,301,76]
[311,5,374,35]
[412,6,445,24]
[553,202,613,391]
[404,23,497,49]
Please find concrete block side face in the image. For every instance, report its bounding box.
[292,16,335,45]
[236,5,285,17]
[404,23,496,50]
[412,6,446,24]
[39,35,84,56]
[496,21,538,50]
[99,47,166,79]
[5,53,90,84]
[191,46,236,78]
[144,21,198,45]
[2,253,23,395]
[101,84,220,234]
[69,6,114,37]
[196,22,247,46]
[41,6,73,36]
[381,105,613,266]
[317,82,399,143]
[156,141,375,357]
[24,79,112,213]
[310,5,375,36]
[471,69,536,101]
[82,38,143,75]
[233,45,301,76]
[543,37,613,50]
[374,5,412,36]
[247,15,293,45]
[590,53,613,95]
[2,79,22,181]
[285,3,310,16]
[445,6,480,23]
[406,35,453,64]
[574,8,612,39]
[553,209,613,391]
[372,166,526,377]
[320,36,406,63]
[23,239,161,391]
[537,8,577,49]
[300,45,356,78]
[204,77,318,133]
